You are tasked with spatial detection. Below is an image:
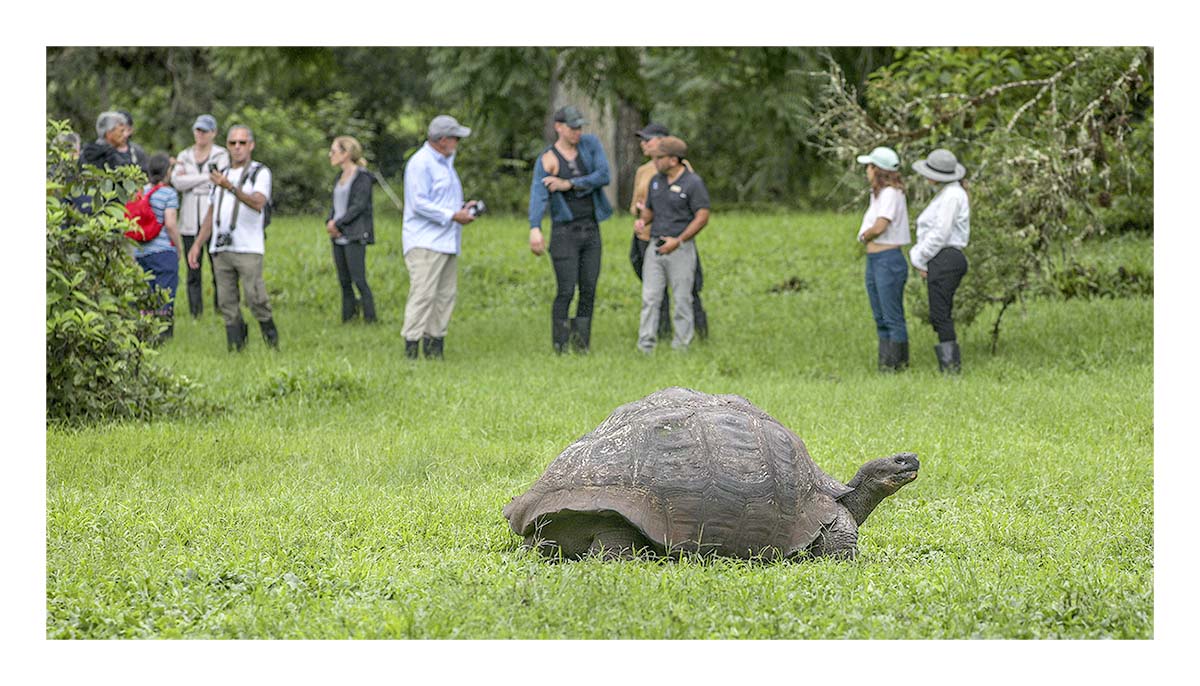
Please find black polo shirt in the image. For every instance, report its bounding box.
[646,169,710,238]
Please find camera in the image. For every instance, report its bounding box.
[467,200,487,217]
[655,238,666,247]
[214,232,233,248]
[208,162,221,173]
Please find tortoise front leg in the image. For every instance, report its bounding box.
[587,518,654,560]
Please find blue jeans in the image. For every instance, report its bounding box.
[136,249,179,317]
[865,248,908,342]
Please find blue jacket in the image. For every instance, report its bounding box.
[528,134,613,228]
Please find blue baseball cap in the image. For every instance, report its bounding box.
[193,114,218,132]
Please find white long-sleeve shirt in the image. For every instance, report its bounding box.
[402,141,464,256]
[909,181,970,270]
[172,145,230,236]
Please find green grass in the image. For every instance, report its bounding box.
[46,210,1153,638]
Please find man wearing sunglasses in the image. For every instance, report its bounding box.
[187,124,278,352]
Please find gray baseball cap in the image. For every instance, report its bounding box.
[554,106,587,128]
[635,123,670,140]
[428,114,471,140]
[193,114,218,132]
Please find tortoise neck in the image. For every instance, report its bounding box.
[839,482,888,526]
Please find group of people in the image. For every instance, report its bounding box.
[855,146,971,374]
[77,110,276,350]
[73,106,970,373]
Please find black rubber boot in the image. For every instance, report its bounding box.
[570,317,592,354]
[934,341,961,374]
[422,335,444,359]
[693,295,708,341]
[259,318,279,350]
[896,341,910,370]
[361,295,377,323]
[657,296,672,339]
[878,340,893,372]
[552,318,571,355]
[424,336,444,360]
[342,297,359,323]
[405,339,420,360]
[226,320,247,352]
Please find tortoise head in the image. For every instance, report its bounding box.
[839,453,919,526]
[847,452,920,495]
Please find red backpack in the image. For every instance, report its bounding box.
[123,183,166,242]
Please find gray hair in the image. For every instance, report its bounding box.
[227,124,255,142]
[95,111,126,137]
[54,132,81,152]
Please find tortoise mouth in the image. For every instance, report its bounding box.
[894,469,918,483]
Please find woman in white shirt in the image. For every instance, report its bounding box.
[910,149,970,373]
[856,146,912,372]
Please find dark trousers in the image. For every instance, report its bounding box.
[181,233,218,316]
[865,247,908,342]
[135,249,179,316]
[332,241,376,321]
[629,234,706,332]
[926,247,968,342]
[550,220,602,320]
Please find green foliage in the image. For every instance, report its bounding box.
[642,47,824,205]
[46,120,196,424]
[225,93,375,216]
[811,47,1153,347]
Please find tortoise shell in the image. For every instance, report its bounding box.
[503,387,853,559]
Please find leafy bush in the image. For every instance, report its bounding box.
[46,120,194,423]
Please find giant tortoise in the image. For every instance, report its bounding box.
[503,387,918,560]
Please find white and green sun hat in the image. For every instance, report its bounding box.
[856,146,900,171]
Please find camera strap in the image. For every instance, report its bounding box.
[214,162,261,233]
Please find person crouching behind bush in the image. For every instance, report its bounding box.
[134,153,184,343]
[326,135,377,323]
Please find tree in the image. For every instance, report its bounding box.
[808,47,1152,349]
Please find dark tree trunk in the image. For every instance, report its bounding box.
[614,97,647,214]
[545,53,561,145]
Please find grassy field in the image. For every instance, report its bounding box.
[45,208,1153,639]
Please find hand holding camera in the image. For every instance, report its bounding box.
[453,200,486,225]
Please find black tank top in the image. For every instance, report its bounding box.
[549,145,594,221]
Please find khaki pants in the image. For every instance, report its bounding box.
[401,248,457,341]
[638,240,697,352]
[212,251,273,327]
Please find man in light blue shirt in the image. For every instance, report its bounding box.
[401,114,479,359]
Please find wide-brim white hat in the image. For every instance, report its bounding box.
[913,148,966,182]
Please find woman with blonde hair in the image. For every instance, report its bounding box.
[326,135,377,323]
[856,146,911,371]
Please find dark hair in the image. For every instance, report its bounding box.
[870,165,906,197]
[147,153,172,184]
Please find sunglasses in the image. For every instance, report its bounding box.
[227,140,250,146]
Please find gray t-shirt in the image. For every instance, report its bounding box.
[646,169,711,238]
[332,169,356,246]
